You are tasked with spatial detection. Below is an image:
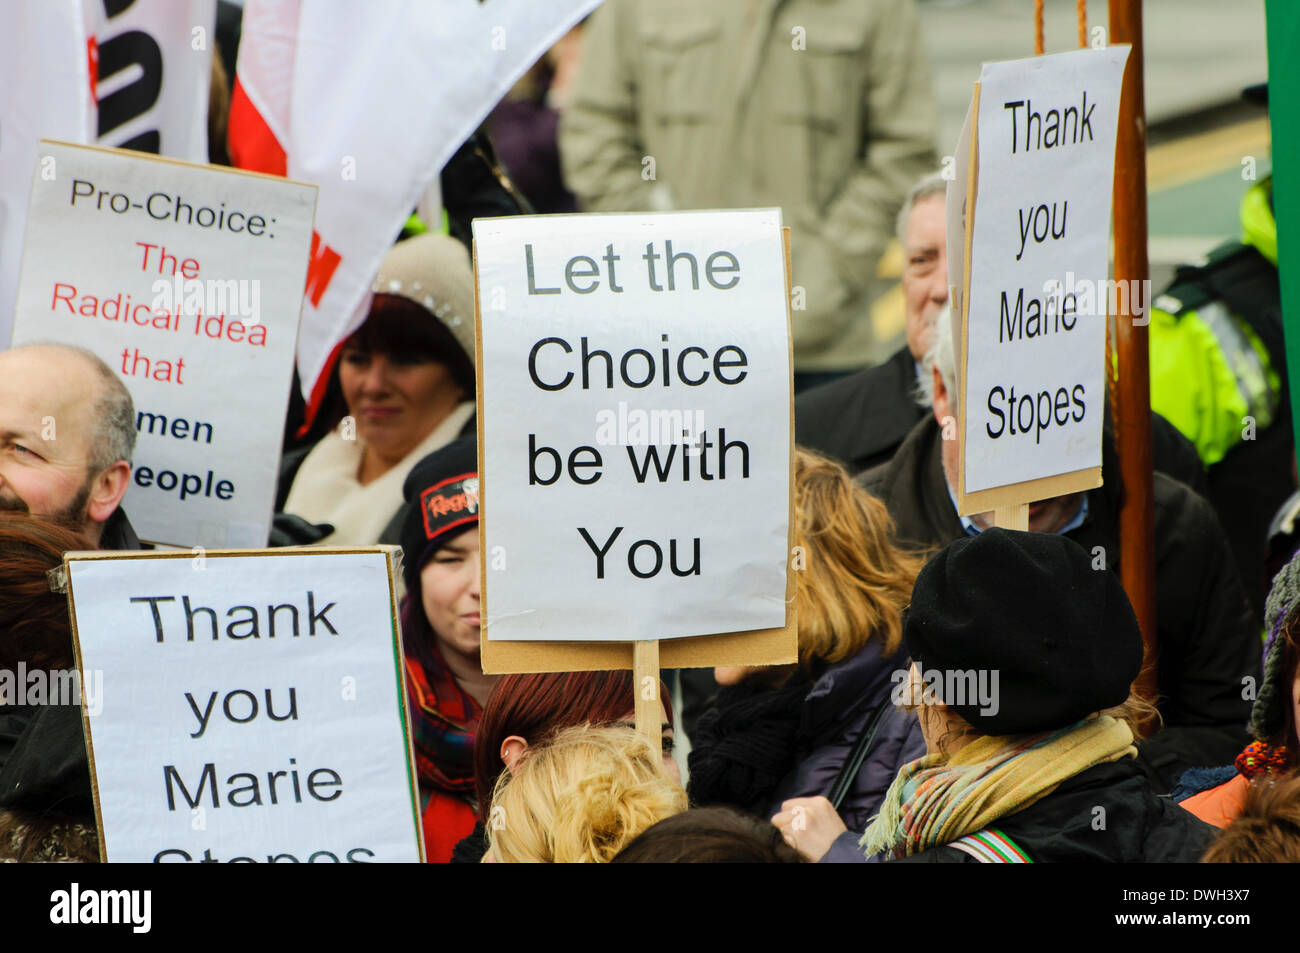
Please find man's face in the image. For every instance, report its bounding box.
[931,365,1085,534]
[0,348,101,534]
[902,195,949,363]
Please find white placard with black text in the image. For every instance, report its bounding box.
[962,47,1129,494]
[67,549,422,864]
[474,210,791,642]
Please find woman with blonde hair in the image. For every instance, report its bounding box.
[687,448,926,836]
[484,725,686,863]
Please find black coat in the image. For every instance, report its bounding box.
[688,641,926,832]
[99,507,142,550]
[894,758,1217,863]
[0,704,93,818]
[864,416,1259,791]
[795,347,924,475]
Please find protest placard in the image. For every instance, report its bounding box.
[949,47,1130,516]
[11,140,317,548]
[472,210,796,675]
[64,547,422,863]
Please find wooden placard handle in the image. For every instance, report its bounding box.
[633,640,662,756]
[992,504,1030,532]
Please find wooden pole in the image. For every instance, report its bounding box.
[633,640,662,754]
[1108,0,1159,730]
[993,505,1029,532]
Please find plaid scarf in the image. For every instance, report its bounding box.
[405,635,481,796]
[860,715,1136,859]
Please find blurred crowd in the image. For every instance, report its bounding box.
[2,0,1298,864]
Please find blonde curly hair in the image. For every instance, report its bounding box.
[483,724,687,863]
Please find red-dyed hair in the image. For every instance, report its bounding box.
[473,670,673,812]
[0,515,94,672]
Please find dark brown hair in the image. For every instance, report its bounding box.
[610,806,805,863]
[316,293,476,433]
[1273,614,1300,766]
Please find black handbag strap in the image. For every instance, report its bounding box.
[825,700,891,811]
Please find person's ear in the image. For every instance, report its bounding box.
[931,365,951,425]
[85,461,131,527]
[500,735,529,773]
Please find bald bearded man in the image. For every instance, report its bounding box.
[0,344,139,548]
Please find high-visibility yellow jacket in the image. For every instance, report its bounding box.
[1149,178,1283,467]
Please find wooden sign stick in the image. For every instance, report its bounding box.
[633,640,661,755]
[992,504,1030,532]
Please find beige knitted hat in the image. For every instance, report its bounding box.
[370,233,477,368]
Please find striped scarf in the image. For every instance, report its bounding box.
[860,715,1136,859]
[405,635,480,796]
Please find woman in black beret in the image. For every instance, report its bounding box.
[775,527,1218,863]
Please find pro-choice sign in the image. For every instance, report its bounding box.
[12,141,316,548]
[473,210,792,645]
[65,548,423,863]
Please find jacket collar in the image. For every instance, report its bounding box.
[98,506,143,551]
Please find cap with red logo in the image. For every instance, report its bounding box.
[400,437,478,593]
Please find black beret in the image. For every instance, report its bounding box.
[399,437,479,595]
[904,527,1142,735]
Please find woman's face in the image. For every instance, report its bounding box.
[419,527,481,660]
[338,342,463,460]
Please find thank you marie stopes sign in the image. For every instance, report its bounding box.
[474,210,792,643]
[66,549,422,863]
[956,47,1129,507]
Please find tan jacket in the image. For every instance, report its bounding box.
[560,0,938,370]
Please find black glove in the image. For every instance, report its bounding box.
[268,513,335,547]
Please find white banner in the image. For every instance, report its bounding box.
[92,0,214,160]
[1,0,214,350]
[474,210,791,642]
[12,141,316,548]
[0,1,96,351]
[67,549,423,864]
[230,0,602,403]
[962,47,1129,494]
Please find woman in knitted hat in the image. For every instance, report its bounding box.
[774,528,1217,862]
[397,437,497,863]
[686,448,926,833]
[282,233,477,546]
[1177,548,1300,827]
